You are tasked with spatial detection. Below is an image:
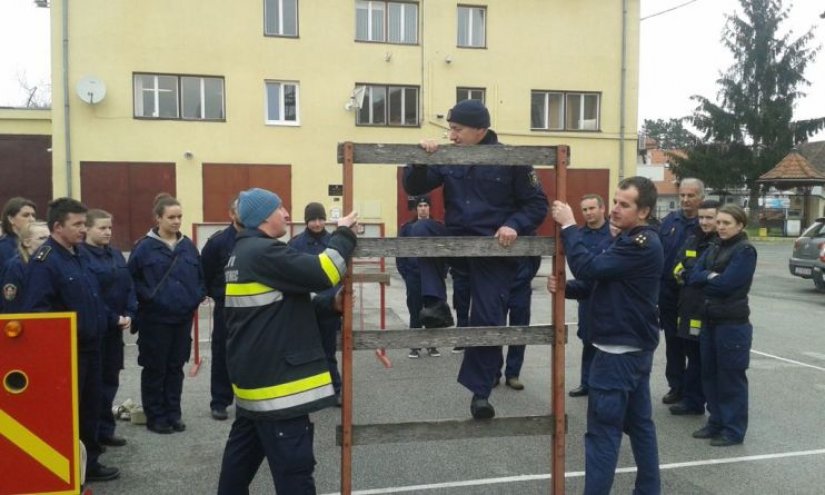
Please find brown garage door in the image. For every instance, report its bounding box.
[0,135,52,217]
[202,164,292,222]
[80,162,176,249]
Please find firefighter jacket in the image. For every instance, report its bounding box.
[224,226,356,420]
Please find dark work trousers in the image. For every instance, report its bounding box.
[661,304,686,393]
[210,301,234,411]
[585,350,660,495]
[679,337,705,411]
[577,300,597,390]
[217,414,316,495]
[496,277,532,381]
[78,348,103,469]
[403,273,423,329]
[701,322,751,443]
[318,314,342,395]
[98,329,124,439]
[138,320,192,427]
[409,219,516,398]
[450,266,470,328]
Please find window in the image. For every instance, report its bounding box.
[356,1,418,44]
[265,0,298,37]
[356,84,418,127]
[265,81,300,125]
[531,90,600,131]
[456,87,485,104]
[457,5,485,48]
[134,73,225,121]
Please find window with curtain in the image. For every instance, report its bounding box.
[356,1,418,44]
[357,84,418,126]
[531,90,600,131]
[265,81,300,125]
[264,0,298,37]
[457,5,485,48]
[134,73,225,121]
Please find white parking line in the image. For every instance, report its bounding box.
[321,448,825,494]
[751,349,825,372]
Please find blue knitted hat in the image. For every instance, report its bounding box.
[447,100,490,129]
[238,188,282,228]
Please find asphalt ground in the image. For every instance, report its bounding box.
[84,238,825,494]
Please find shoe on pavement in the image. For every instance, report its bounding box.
[669,403,704,416]
[86,463,120,482]
[492,377,501,388]
[505,377,525,390]
[470,396,495,420]
[662,389,682,404]
[710,436,742,447]
[99,435,127,447]
[211,407,229,421]
[427,347,441,357]
[568,386,589,397]
[692,425,722,439]
[147,422,173,434]
[170,420,186,432]
[451,347,465,353]
[408,348,421,359]
[419,301,455,328]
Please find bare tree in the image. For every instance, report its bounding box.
[16,70,51,109]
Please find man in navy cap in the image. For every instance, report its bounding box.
[403,99,549,419]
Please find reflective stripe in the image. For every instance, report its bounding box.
[225,291,283,308]
[690,319,702,328]
[686,250,697,258]
[226,282,275,296]
[233,371,332,401]
[672,262,684,278]
[319,248,347,285]
[235,384,335,412]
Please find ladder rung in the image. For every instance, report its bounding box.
[354,236,555,258]
[350,272,391,285]
[337,415,558,445]
[343,325,562,350]
[336,143,560,166]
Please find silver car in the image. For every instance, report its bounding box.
[789,217,825,291]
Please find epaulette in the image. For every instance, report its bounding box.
[633,232,650,248]
[528,170,541,189]
[32,245,52,262]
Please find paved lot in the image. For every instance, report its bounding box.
[85,238,825,494]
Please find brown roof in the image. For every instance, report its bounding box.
[759,150,825,184]
[799,141,825,174]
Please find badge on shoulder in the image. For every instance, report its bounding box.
[633,232,649,247]
[33,245,52,262]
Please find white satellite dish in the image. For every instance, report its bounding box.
[76,76,107,104]
[344,85,367,111]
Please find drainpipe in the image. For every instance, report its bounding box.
[619,0,628,181]
[62,0,73,196]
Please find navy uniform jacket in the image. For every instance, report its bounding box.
[288,229,339,299]
[562,224,663,351]
[396,219,423,280]
[565,222,612,340]
[201,225,238,302]
[19,237,106,351]
[1,255,25,313]
[80,244,138,332]
[0,234,18,270]
[659,210,698,308]
[402,130,549,236]
[687,233,756,321]
[127,230,206,325]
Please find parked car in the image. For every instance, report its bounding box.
[789,217,825,291]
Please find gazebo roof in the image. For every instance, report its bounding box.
[758,149,825,186]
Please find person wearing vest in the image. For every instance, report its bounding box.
[687,204,756,447]
[217,188,358,494]
[549,176,663,495]
[669,200,720,416]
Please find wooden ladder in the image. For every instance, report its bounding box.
[337,142,569,494]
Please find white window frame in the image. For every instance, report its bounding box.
[264,0,298,37]
[456,87,485,104]
[356,1,417,44]
[356,83,419,127]
[531,90,600,131]
[134,74,179,119]
[457,5,486,48]
[181,76,225,121]
[265,80,300,126]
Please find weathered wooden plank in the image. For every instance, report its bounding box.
[347,325,560,350]
[337,143,559,166]
[350,272,391,285]
[353,236,555,258]
[336,415,556,445]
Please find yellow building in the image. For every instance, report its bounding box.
[39,0,640,244]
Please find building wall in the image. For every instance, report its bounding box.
[48,0,640,237]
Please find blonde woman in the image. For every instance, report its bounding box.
[0,220,48,313]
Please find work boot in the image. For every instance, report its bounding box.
[99,435,127,447]
[86,463,120,482]
[211,407,229,421]
[427,347,441,357]
[419,301,455,328]
[470,396,495,420]
[505,377,525,390]
[408,348,421,359]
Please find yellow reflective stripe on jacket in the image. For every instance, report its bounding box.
[318,248,347,285]
[226,282,274,296]
[235,384,335,412]
[233,371,332,401]
[685,250,697,258]
[690,319,702,328]
[225,282,283,308]
[672,262,684,278]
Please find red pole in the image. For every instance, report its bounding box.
[340,142,354,495]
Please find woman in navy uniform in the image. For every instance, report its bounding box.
[1,221,49,313]
[687,204,756,446]
[80,209,137,446]
[128,194,205,434]
[0,196,37,268]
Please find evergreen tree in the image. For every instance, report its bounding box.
[671,0,825,222]
[642,118,698,149]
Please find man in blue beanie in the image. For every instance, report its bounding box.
[217,188,359,493]
[403,100,549,419]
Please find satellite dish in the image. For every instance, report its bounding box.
[76,76,107,104]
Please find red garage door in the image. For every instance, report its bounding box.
[202,164,292,222]
[0,135,52,216]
